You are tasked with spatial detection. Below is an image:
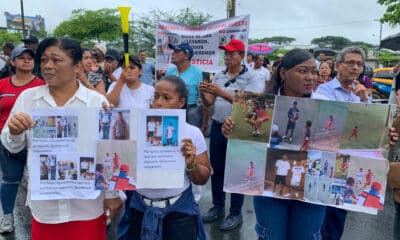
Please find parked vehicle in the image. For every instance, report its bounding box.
[372,67,394,103]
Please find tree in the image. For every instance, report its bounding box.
[264,36,296,46]
[131,8,212,57]
[53,8,121,44]
[0,30,22,48]
[377,50,400,66]
[311,36,352,50]
[377,0,400,26]
[248,36,296,46]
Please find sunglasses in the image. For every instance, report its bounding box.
[224,77,237,87]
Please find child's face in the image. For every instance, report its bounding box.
[152,80,185,109]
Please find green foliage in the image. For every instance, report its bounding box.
[53,8,121,44]
[132,8,212,57]
[248,36,296,46]
[377,0,400,26]
[0,30,23,47]
[377,50,400,66]
[311,36,352,50]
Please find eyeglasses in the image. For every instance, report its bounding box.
[341,60,363,68]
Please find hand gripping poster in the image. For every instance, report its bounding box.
[224,92,392,214]
[31,107,187,199]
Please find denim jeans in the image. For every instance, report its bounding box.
[394,201,400,239]
[0,142,27,215]
[253,196,325,240]
[210,120,244,215]
[130,209,197,240]
[321,206,347,240]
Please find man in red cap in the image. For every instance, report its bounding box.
[199,39,263,231]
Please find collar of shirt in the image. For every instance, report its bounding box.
[32,81,93,106]
[329,78,360,102]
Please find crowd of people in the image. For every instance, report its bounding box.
[0,33,399,240]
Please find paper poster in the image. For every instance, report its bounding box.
[136,109,186,188]
[156,15,250,72]
[31,108,98,200]
[224,92,393,214]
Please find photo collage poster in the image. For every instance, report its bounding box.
[31,107,186,200]
[136,109,186,189]
[224,92,393,214]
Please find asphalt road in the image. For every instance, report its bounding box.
[0,169,396,240]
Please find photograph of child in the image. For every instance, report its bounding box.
[79,157,95,180]
[339,103,389,150]
[230,91,275,143]
[96,140,137,191]
[223,139,267,195]
[311,100,348,152]
[162,116,178,146]
[263,148,307,199]
[272,96,318,150]
[146,116,162,146]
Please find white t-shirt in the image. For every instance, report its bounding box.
[166,125,175,138]
[275,159,291,176]
[147,121,156,132]
[291,166,305,186]
[138,123,208,199]
[107,82,154,109]
[252,66,271,81]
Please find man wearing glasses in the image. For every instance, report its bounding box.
[316,46,368,240]
[199,39,263,231]
[316,46,369,103]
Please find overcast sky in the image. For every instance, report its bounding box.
[1,0,399,45]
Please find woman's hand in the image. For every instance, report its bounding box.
[8,112,34,135]
[181,138,196,169]
[222,116,234,138]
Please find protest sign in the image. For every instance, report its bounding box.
[156,15,250,72]
[31,108,186,200]
[224,92,392,214]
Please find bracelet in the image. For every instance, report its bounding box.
[186,163,197,172]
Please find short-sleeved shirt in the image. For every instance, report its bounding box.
[166,65,203,105]
[139,60,155,86]
[212,65,264,123]
[275,159,291,176]
[0,76,45,131]
[137,123,207,199]
[107,82,154,109]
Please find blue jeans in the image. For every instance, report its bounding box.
[210,120,244,215]
[0,142,27,215]
[321,207,347,240]
[253,196,325,240]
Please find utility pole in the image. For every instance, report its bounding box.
[378,21,382,50]
[20,0,27,37]
[227,0,236,18]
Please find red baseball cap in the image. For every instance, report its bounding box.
[371,181,382,191]
[120,163,130,173]
[219,39,245,52]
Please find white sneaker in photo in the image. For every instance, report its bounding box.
[0,214,14,234]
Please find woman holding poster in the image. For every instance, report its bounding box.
[0,37,123,240]
[128,75,211,240]
[223,49,399,239]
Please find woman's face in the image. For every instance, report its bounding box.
[40,45,79,88]
[125,63,143,83]
[319,62,332,77]
[152,80,185,109]
[280,58,318,97]
[82,50,93,73]
[11,52,34,73]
